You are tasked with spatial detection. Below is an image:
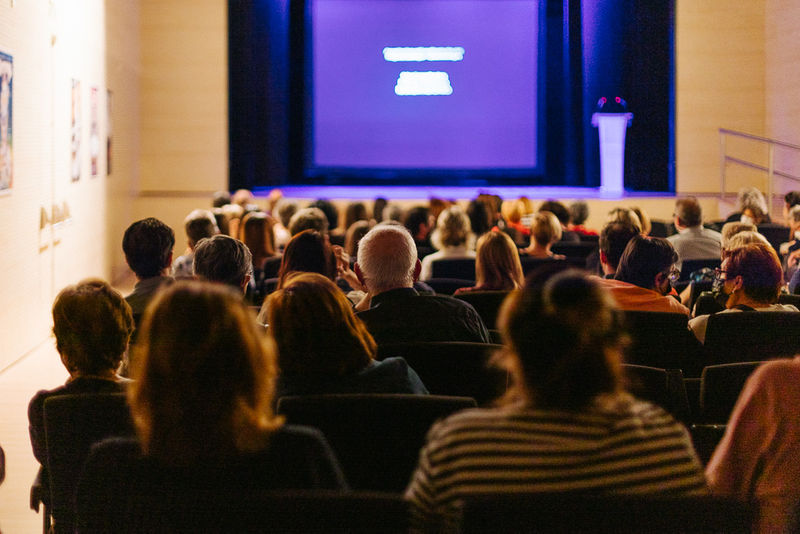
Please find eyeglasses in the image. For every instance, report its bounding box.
[665,268,681,284]
[712,268,728,290]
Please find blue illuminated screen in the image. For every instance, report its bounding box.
[311,0,539,169]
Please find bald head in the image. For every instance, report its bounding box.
[356,225,419,294]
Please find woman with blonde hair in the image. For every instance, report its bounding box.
[454,231,524,294]
[406,270,706,531]
[520,211,565,259]
[266,272,427,399]
[76,281,346,528]
[420,205,476,280]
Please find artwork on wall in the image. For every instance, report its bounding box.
[106,89,112,175]
[90,86,99,177]
[0,50,13,194]
[70,79,81,182]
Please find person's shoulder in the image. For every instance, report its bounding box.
[749,358,800,385]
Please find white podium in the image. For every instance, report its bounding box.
[592,112,633,196]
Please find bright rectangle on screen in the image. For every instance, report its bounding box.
[311,0,539,169]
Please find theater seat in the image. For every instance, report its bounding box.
[424,278,472,295]
[454,290,510,328]
[620,311,703,376]
[702,312,800,367]
[699,361,764,424]
[277,394,476,492]
[376,342,507,405]
[623,364,690,422]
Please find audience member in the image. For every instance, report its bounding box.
[266,272,428,400]
[598,221,639,278]
[28,279,133,466]
[688,243,796,342]
[382,202,404,223]
[455,231,523,294]
[193,234,253,293]
[567,200,597,236]
[466,198,492,237]
[274,230,336,291]
[606,207,643,233]
[706,356,800,533]
[239,211,277,272]
[538,200,580,242]
[420,205,476,281]
[667,197,721,267]
[520,211,565,259]
[726,187,771,224]
[220,203,245,237]
[596,235,689,315]
[354,225,489,344]
[211,190,231,208]
[720,221,758,250]
[288,207,329,237]
[343,201,369,231]
[499,198,530,244]
[403,205,434,257]
[405,270,706,532]
[273,198,299,249]
[344,220,370,259]
[172,209,219,278]
[630,206,652,236]
[372,197,388,222]
[122,217,175,316]
[309,199,340,236]
[231,188,256,209]
[76,281,346,528]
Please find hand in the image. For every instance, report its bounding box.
[332,245,364,291]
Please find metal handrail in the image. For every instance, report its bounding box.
[719,128,800,215]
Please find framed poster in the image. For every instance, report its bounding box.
[0,50,12,194]
[90,86,99,177]
[70,79,81,182]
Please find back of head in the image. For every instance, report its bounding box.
[231,188,255,208]
[467,199,492,236]
[212,190,231,208]
[568,201,589,226]
[431,205,473,249]
[476,230,524,290]
[267,272,375,378]
[500,199,524,224]
[184,209,219,247]
[606,207,642,234]
[674,197,703,228]
[130,281,281,462]
[737,187,768,214]
[497,270,624,409]
[721,221,758,248]
[345,220,371,258]
[785,191,800,209]
[288,207,329,236]
[383,202,404,223]
[193,234,253,289]
[788,205,800,225]
[630,206,651,235]
[599,222,639,271]
[277,229,336,287]
[725,231,770,252]
[344,201,369,230]
[357,225,418,293]
[309,199,339,231]
[52,278,133,375]
[240,211,275,259]
[403,206,430,237]
[275,198,299,228]
[531,211,562,246]
[122,218,175,279]
[614,235,678,289]
[538,200,570,226]
[373,197,388,222]
[725,242,783,304]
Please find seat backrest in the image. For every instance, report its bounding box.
[648,220,675,238]
[779,293,800,308]
[757,223,790,252]
[621,311,703,375]
[430,258,476,281]
[376,342,507,405]
[424,278,472,295]
[454,291,510,328]
[519,256,566,276]
[679,258,721,281]
[551,241,598,259]
[693,291,724,317]
[276,394,476,492]
[703,311,800,367]
[262,255,283,279]
[44,393,135,532]
[81,490,410,534]
[623,364,690,422]
[700,361,764,423]
[461,493,752,533]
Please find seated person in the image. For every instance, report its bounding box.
[538,200,581,242]
[706,356,800,533]
[595,235,690,315]
[689,243,798,343]
[171,209,219,278]
[667,197,722,268]
[420,205,476,281]
[567,200,597,236]
[193,234,253,294]
[76,281,346,529]
[597,221,639,278]
[266,272,428,400]
[122,218,175,316]
[455,230,523,294]
[520,211,566,259]
[355,225,490,344]
[405,270,706,532]
[29,279,133,466]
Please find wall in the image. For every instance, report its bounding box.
[0,0,140,372]
[765,0,800,192]
[674,1,766,195]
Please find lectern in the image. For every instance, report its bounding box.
[592,103,633,196]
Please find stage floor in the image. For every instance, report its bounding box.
[257,185,676,201]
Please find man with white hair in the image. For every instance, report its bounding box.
[354,225,490,345]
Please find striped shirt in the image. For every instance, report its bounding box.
[405,395,707,532]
